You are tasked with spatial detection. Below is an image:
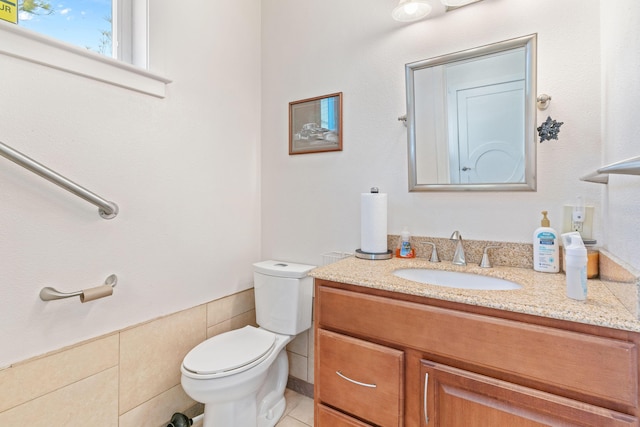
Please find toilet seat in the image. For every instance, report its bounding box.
[182,326,276,378]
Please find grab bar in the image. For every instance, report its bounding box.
[40,274,117,302]
[0,141,119,219]
[580,155,640,184]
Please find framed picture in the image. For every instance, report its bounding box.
[289,92,342,155]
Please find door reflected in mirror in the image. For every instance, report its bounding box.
[406,34,537,191]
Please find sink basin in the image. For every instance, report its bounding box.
[393,269,522,290]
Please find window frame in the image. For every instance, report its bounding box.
[115,0,149,68]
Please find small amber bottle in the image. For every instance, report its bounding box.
[586,248,599,278]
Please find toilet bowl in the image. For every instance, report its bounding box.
[180,260,315,427]
[181,326,292,427]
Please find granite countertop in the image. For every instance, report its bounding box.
[309,256,640,333]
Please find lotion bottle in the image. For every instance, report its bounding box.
[396,227,415,258]
[562,232,588,300]
[533,211,559,273]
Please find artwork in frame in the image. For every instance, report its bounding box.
[289,92,342,155]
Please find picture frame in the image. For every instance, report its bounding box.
[289,92,342,155]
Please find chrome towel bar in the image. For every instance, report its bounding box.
[40,274,118,302]
[0,140,119,219]
[580,155,640,184]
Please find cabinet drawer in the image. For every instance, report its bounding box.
[316,329,404,427]
[317,284,638,408]
[317,404,373,426]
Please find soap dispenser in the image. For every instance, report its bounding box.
[533,211,559,273]
[395,227,415,258]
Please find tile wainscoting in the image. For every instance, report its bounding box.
[0,288,314,426]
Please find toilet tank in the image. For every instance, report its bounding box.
[253,260,316,335]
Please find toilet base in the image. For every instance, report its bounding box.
[257,350,289,427]
[199,389,286,427]
[258,395,285,427]
[202,395,256,427]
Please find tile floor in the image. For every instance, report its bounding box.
[276,389,314,427]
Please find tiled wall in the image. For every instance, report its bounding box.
[286,324,314,385]
[0,289,266,427]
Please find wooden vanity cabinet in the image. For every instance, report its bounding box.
[314,279,640,427]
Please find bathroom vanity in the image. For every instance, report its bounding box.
[311,257,640,426]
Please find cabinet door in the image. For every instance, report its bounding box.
[317,329,404,427]
[420,360,638,427]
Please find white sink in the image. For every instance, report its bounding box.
[393,268,522,290]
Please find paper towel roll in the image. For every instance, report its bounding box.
[361,192,388,253]
[80,284,113,303]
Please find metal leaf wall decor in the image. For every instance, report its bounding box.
[537,116,564,143]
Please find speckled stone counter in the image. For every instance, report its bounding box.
[309,255,640,333]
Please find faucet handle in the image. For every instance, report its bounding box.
[479,245,500,268]
[450,230,462,241]
[421,242,440,263]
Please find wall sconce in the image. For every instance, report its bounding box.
[392,0,483,22]
[536,94,552,110]
[440,0,482,7]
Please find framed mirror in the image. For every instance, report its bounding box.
[406,34,537,191]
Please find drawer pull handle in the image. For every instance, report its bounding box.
[336,370,377,388]
[424,372,429,424]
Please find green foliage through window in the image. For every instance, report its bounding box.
[16,0,112,56]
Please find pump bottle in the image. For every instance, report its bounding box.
[533,211,559,273]
[395,227,415,258]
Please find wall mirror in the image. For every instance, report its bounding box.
[406,34,537,191]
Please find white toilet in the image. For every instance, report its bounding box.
[181,260,315,427]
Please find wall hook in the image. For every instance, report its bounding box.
[398,114,407,127]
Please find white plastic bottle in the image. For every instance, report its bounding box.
[533,211,559,273]
[395,226,415,258]
[562,232,588,301]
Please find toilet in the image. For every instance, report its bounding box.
[180,260,315,427]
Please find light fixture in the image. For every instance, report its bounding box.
[392,0,433,22]
[440,0,481,7]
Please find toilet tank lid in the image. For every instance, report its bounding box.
[253,260,316,278]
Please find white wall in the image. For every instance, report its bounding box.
[601,1,640,269]
[0,0,261,367]
[261,0,606,266]
[4,0,638,370]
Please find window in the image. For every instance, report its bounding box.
[12,0,147,67]
[18,0,114,57]
[0,0,168,96]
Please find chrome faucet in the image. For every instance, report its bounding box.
[450,231,466,266]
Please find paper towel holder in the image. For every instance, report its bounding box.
[356,187,393,260]
[355,249,393,260]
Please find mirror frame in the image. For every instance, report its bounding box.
[406,34,537,192]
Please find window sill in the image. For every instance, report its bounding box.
[0,21,171,98]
